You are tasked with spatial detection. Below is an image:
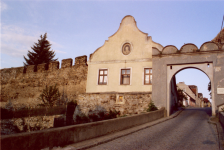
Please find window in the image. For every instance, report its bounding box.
[98,69,108,85]
[121,69,130,85]
[144,68,152,85]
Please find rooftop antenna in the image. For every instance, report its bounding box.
[218,15,224,43]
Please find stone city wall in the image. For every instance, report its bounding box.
[0,56,88,108]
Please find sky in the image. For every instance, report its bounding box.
[1,0,224,101]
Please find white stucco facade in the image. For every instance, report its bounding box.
[86,15,163,93]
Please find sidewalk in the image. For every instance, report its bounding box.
[56,109,184,150]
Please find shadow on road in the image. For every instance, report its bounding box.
[182,107,212,116]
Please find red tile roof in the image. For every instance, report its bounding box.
[203,98,209,103]
[188,85,197,95]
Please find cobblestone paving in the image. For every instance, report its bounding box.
[88,108,219,150]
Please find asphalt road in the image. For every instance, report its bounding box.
[87,107,219,150]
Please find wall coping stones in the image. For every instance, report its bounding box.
[152,47,161,55]
[0,55,88,74]
[49,61,59,71]
[61,58,73,68]
[152,41,224,56]
[200,42,219,51]
[37,63,47,73]
[162,45,178,55]
[180,43,198,53]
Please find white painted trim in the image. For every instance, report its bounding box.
[88,58,152,64]
[119,67,132,86]
[97,68,109,86]
[143,67,152,85]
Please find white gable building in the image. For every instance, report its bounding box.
[86,15,163,93]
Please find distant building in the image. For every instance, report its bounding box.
[198,93,204,107]
[203,98,211,107]
[177,82,200,107]
[182,91,196,107]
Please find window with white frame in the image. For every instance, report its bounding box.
[98,69,108,85]
[120,69,130,85]
[144,68,152,85]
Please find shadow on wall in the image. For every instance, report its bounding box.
[0,103,122,136]
[55,104,121,127]
[1,107,165,150]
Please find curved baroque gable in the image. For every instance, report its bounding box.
[89,15,162,62]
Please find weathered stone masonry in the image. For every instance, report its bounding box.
[76,93,152,115]
[0,56,88,108]
[0,54,152,115]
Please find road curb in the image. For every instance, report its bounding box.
[208,116,224,150]
[63,108,184,150]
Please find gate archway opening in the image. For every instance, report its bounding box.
[167,63,215,116]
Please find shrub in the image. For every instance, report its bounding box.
[147,101,158,112]
[75,113,89,124]
[75,109,120,124]
[88,113,99,122]
[38,84,60,107]
[57,92,69,106]
[98,111,106,120]
[104,109,120,120]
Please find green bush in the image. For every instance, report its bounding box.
[104,109,120,120]
[147,101,158,112]
[76,113,89,124]
[38,84,60,107]
[88,113,99,122]
[75,109,121,124]
[98,111,106,120]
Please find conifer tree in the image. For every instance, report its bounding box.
[23,33,57,66]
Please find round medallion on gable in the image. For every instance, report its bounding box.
[122,43,131,55]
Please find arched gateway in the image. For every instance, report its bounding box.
[152,42,224,116]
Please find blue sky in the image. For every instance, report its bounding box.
[1,0,223,101]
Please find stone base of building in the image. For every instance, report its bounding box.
[76,92,152,115]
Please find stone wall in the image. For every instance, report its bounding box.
[219,112,224,128]
[0,56,88,108]
[76,92,152,115]
[1,108,165,150]
[1,115,64,135]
